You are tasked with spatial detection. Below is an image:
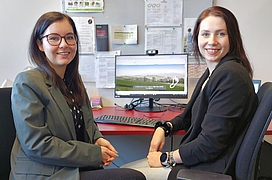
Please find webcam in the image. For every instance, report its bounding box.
[146,49,158,56]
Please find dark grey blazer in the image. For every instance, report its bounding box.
[10,69,103,180]
[171,55,258,175]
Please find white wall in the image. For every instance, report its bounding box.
[0,1,60,84]
[1,0,272,107]
[215,0,272,82]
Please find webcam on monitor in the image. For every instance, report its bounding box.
[146,49,158,56]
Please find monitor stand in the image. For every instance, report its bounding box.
[134,98,167,112]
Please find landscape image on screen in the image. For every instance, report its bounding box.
[115,64,185,92]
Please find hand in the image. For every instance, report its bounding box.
[149,127,165,152]
[147,151,163,168]
[95,138,118,166]
[95,138,118,154]
[100,146,117,166]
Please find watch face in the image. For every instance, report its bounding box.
[160,153,167,162]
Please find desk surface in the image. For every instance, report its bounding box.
[93,107,272,136]
[93,107,184,135]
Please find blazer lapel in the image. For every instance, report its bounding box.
[180,69,209,142]
[46,80,77,139]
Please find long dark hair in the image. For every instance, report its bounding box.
[192,6,253,78]
[29,11,86,106]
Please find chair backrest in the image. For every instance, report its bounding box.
[235,82,272,180]
[0,87,15,180]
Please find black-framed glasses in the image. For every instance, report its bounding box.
[41,33,77,46]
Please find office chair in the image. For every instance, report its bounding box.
[177,82,272,180]
[0,87,15,180]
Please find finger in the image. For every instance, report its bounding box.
[103,162,110,166]
[104,159,114,166]
[108,156,116,162]
[107,145,118,154]
[107,150,119,158]
[101,140,117,152]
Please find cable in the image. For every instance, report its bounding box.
[130,98,144,108]
[167,105,185,112]
[113,103,126,111]
[143,112,165,119]
[111,161,120,168]
[114,100,138,110]
[170,136,174,151]
[115,98,186,112]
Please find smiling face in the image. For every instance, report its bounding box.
[198,16,230,67]
[37,19,77,77]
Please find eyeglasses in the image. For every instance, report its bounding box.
[41,33,77,46]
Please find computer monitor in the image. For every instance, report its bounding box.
[114,54,188,112]
[252,80,261,93]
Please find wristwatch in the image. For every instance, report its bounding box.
[160,152,169,166]
[160,151,177,167]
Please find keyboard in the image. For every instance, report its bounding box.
[94,115,164,128]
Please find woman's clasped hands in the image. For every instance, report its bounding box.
[95,138,119,166]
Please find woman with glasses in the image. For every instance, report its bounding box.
[9,11,146,180]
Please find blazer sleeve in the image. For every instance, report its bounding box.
[11,71,103,168]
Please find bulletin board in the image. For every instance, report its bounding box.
[65,0,213,84]
[64,0,213,55]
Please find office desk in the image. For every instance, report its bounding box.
[93,107,272,135]
[93,107,184,135]
[268,122,272,135]
[93,107,272,169]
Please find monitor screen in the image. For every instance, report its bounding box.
[114,54,188,112]
[252,80,261,93]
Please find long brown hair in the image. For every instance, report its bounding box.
[192,6,253,78]
[29,11,86,106]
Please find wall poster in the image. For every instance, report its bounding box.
[62,0,104,12]
[71,16,95,54]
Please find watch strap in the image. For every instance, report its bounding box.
[154,121,173,137]
[169,151,176,167]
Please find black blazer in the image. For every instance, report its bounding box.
[171,55,258,174]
